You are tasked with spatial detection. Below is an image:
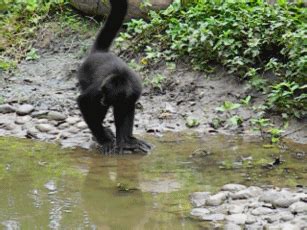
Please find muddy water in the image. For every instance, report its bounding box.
[0,134,306,229]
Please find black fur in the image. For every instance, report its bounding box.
[77,0,151,154]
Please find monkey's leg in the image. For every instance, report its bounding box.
[114,103,151,154]
[77,91,115,154]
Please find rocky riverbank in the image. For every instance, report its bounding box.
[190,184,307,229]
[1,49,306,150]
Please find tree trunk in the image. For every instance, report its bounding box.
[70,0,173,19]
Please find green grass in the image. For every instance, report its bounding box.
[0,0,95,66]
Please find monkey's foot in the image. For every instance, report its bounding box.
[97,140,115,154]
[116,137,152,154]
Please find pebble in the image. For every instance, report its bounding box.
[44,181,57,191]
[66,116,80,125]
[226,213,247,225]
[16,104,34,115]
[289,201,307,214]
[36,119,49,124]
[67,127,80,134]
[0,104,16,113]
[206,191,229,206]
[76,121,87,130]
[26,129,39,139]
[227,204,245,214]
[15,116,31,125]
[263,214,279,223]
[31,110,48,118]
[221,184,247,192]
[47,111,66,121]
[190,208,210,218]
[260,189,303,208]
[190,192,211,207]
[190,184,307,229]
[245,214,257,224]
[60,131,71,139]
[58,122,69,130]
[48,129,60,135]
[224,223,241,230]
[251,207,275,216]
[231,186,262,199]
[36,124,54,133]
[2,122,17,131]
[200,214,225,221]
[279,211,294,221]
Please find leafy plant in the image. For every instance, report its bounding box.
[216,101,241,112]
[267,81,307,117]
[0,59,16,71]
[268,127,284,143]
[251,117,284,143]
[144,73,166,91]
[25,48,40,61]
[118,1,306,117]
[0,0,74,61]
[240,95,252,106]
[186,117,200,128]
[228,115,243,127]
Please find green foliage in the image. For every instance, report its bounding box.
[118,1,307,117]
[185,117,200,128]
[216,101,241,112]
[213,101,243,129]
[25,48,40,61]
[0,0,69,60]
[267,81,307,117]
[0,59,16,71]
[240,95,252,106]
[228,115,243,127]
[144,73,166,91]
[251,117,284,143]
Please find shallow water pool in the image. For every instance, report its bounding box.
[0,134,306,229]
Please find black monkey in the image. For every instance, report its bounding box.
[77,0,151,154]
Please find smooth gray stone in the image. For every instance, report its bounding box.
[201,213,225,221]
[231,186,262,200]
[221,184,247,192]
[190,192,211,207]
[0,104,15,113]
[16,104,34,115]
[279,211,294,221]
[227,204,245,214]
[66,116,80,125]
[15,115,31,125]
[224,222,241,230]
[76,121,87,129]
[36,124,54,133]
[245,214,257,224]
[289,201,307,214]
[226,213,247,225]
[47,111,66,121]
[206,191,229,206]
[251,207,275,216]
[190,208,210,218]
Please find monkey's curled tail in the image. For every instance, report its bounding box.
[91,0,128,53]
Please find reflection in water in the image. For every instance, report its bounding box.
[81,156,146,229]
[0,134,306,229]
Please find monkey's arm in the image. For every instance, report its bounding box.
[114,104,151,154]
[77,88,115,153]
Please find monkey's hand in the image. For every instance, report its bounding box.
[116,137,152,154]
